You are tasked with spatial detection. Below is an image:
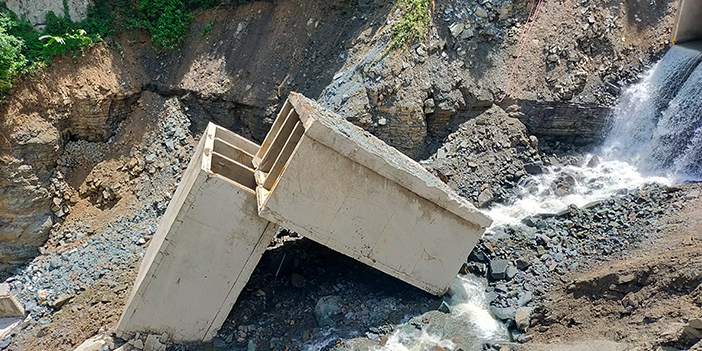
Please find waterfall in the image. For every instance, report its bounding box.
[604,43,702,179]
[648,63,702,176]
[487,43,702,227]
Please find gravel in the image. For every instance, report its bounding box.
[472,182,678,343]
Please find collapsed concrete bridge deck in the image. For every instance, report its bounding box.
[117,93,492,343]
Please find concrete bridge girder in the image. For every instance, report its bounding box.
[118,93,492,343]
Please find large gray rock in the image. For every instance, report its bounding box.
[490,259,510,280]
[4,0,92,27]
[314,295,341,327]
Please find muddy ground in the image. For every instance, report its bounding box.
[527,184,702,351]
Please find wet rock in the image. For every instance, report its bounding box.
[466,262,487,276]
[524,162,545,175]
[315,295,341,327]
[438,301,451,314]
[490,306,516,321]
[587,155,600,167]
[490,260,510,280]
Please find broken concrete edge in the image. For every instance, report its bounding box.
[72,332,170,351]
[286,92,493,229]
[0,283,24,318]
[73,334,114,351]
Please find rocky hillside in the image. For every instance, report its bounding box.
[0,0,678,274]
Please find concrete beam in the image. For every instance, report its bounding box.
[674,0,702,44]
[117,123,277,342]
[255,93,492,296]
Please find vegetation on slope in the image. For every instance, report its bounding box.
[0,0,224,97]
[390,0,433,49]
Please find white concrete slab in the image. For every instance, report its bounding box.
[117,124,277,342]
[255,93,492,295]
[674,0,702,44]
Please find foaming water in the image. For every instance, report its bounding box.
[486,155,671,228]
[605,44,702,161]
[605,43,702,179]
[302,330,339,351]
[446,275,508,340]
[379,275,509,351]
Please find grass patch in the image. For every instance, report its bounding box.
[201,18,214,38]
[390,0,433,49]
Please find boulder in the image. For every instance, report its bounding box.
[314,295,341,327]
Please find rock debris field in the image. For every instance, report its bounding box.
[1,92,700,351]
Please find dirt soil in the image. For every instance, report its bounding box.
[525,183,702,351]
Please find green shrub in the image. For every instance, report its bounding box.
[80,0,141,37]
[0,14,25,91]
[39,29,95,57]
[44,10,75,36]
[4,12,43,63]
[140,0,192,50]
[391,0,432,49]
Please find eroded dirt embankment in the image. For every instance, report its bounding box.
[524,184,702,351]
[0,0,380,274]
